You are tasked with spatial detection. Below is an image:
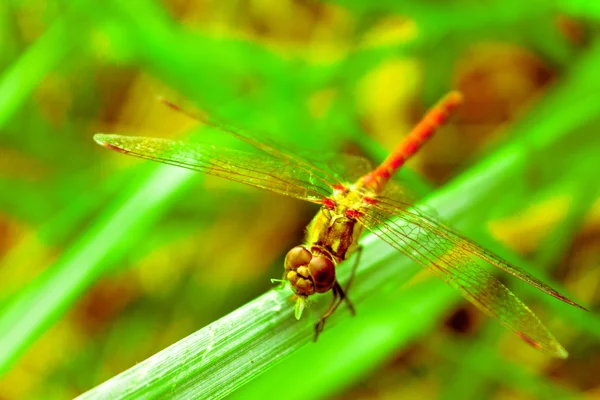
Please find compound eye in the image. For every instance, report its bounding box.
[308,256,336,293]
[285,246,312,270]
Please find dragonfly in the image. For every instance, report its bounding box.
[94,91,586,358]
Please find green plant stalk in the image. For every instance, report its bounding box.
[557,0,600,19]
[0,17,80,130]
[0,169,137,305]
[335,0,551,31]
[0,166,196,376]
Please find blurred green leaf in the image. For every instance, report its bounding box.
[558,0,600,19]
[0,16,80,129]
[0,164,196,376]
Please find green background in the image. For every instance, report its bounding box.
[0,0,599,398]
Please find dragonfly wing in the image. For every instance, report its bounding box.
[159,100,349,189]
[94,134,334,203]
[323,154,374,182]
[376,181,421,215]
[371,193,586,310]
[357,204,572,358]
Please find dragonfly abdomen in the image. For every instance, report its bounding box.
[358,91,463,191]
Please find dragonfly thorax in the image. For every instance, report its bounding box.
[329,185,375,215]
[284,246,336,297]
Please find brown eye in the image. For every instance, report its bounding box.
[308,256,336,293]
[285,246,312,269]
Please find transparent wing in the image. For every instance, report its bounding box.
[159,98,350,189]
[94,134,336,203]
[377,180,421,214]
[373,188,585,310]
[323,154,374,182]
[357,192,585,357]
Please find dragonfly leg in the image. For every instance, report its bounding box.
[341,245,362,316]
[270,271,288,290]
[313,282,345,341]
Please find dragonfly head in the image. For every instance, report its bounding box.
[284,246,336,302]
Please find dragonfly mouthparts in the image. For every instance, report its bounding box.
[294,296,307,320]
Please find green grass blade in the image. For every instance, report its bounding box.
[0,165,196,376]
[0,17,79,129]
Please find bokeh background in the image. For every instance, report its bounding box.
[1,0,599,398]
